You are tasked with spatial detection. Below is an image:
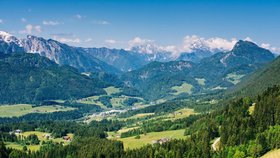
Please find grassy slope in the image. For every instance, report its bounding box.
[78,86,145,109]
[262,149,280,158]
[5,131,73,151]
[113,129,187,150]
[163,108,196,121]
[171,83,193,95]
[226,73,245,85]
[104,86,121,95]
[0,104,75,117]
[195,78,206,86]
[119,113,155,121]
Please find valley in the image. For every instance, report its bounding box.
[0,2,279,157]
[0,37,280,157]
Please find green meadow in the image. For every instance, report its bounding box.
[0,104,75,117]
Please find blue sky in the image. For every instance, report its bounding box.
[0,0,279,52]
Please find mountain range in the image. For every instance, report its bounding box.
[122,40,275,100]
[0,31,277,102]
[0,31,234,73]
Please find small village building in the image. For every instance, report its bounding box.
[15,129,22,134]
[63,136,72,142]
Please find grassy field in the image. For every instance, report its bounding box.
[5,131,74,151]
[107,127,140,139]
[0,104,75,117]
[78,94,145,109]
[113,129,187,150]
[262,149,280,158]
[21,131,73,142]
[171,83,193,95]
[120,113,155,121]
[226,73,245,85]
[5,142,41,151]
[249,104,255,115]
[77,95,107,108]
[78,86,122,108]
[164,108,196,120]
[147,108,196,121]
[104,86,121,95]
[195,78,206,86]
[110,97,126,107]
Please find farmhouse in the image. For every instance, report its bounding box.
[9,129,22,135]
[42,134,51,139]
[152,138,171,145]
[15,129,22,134]
[63,136,72,142]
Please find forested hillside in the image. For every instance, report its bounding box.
[1,85,280,157]
[230,55,280,97]
[0,53,107,103]
[122,40,275,100]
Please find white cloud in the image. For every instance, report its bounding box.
[261,43,280,54]
[128,37,158,54]
[127,35,240,57]
[261,43,271,49]
[19,24,33,34]
[163,45,179,53]
[75,14,85,19]
[76,14,82,19]
[85,38,93,42]
[21,18,27,22]
[0,19,3,24]
[18,24,41,34]
[34,25,41,33]
[93,20,110,25]
[244,37,254,42]
[128,37,179,55]
[105,39,117,44]
[128,37,154,47]
[182,35,237,52]
[43,20,59,26]
[53,36,81,43]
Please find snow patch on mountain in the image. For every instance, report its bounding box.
[0,31,23,46]
[183,35,237,53]
[127,35,238,60]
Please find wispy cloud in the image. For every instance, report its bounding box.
[93,20,110,25]
[127,35,280,57]
[128,37,154,47]
[43,20,60,26]
[0,19,3,24]
[105,39,116,44]
[53,36,81,43]
[127,36,238,56]
[182,35,238,53]
[51,33,84,44]
[244,37,254,42]
[74,14,85,19]
[19,25,33,34]
[19,24,41,34]
[128,37,167,54]
[50,33,73,36]
[85,38,93,42]
[34,25,41,33]
[261,43,280,54]
[21,18,27,23]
